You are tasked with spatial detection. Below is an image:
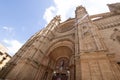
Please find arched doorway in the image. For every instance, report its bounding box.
[52,57,69,80]
[48,46,74,80]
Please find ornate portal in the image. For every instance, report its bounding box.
[0,2,120,80]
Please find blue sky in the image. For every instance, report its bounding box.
[0,0,53,56]
[0,0,119,56]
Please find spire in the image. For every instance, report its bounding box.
[75,5,89,25]
[53,15,61,22]
[50,15,61,25]
[76,5,86,12]
[75,5,87,15]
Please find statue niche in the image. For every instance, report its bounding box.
[52,57,69,80]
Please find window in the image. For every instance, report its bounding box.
[3,57,6,60]
[117,62,120,66]
[1,57,6,62]
[0,51,3,55]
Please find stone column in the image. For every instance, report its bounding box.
[70,65,75,80]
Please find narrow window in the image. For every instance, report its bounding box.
[117,62,120,66]
[0,51,3,55]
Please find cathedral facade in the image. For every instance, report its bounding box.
[0,3,120,80]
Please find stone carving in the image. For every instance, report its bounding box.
[0,3,120,80]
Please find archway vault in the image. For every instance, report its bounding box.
[49,46,72,61]
[47,40,74,61]
[47,40,75,80]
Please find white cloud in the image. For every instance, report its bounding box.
[43,0,119,23]
[82,0,120,15]
[2,26,14,33]
[43,0,82,23]
[43,6,56,23]
[3,39,23,56]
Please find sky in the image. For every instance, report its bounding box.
[0,0,119,56]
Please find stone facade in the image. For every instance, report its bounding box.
[0,3,120,80]
[0,43,11,70]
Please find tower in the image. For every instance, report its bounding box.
[0,3,120,80]
[75,6,116,80]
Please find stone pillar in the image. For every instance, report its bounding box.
[75,5,111,80]
[75,6,106,53]
[75,56,81,80]
[70,65,75,80]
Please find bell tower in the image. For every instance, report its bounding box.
[75,6,106,53]
[75,6,119,80]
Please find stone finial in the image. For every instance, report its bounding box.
[75,5,87,16]
[76,5,84,10]
[54,15,61,21]
[75,5,86,12]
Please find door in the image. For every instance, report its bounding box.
[52,73,68,80]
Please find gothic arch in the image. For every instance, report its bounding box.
[47,40,74,80]
[46,39,74,57]
[49,46,72,61]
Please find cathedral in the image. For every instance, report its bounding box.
[0,2,120,80]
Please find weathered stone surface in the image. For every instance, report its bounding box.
[0,3,120,80]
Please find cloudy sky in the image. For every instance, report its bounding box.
[0,0,119,56]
